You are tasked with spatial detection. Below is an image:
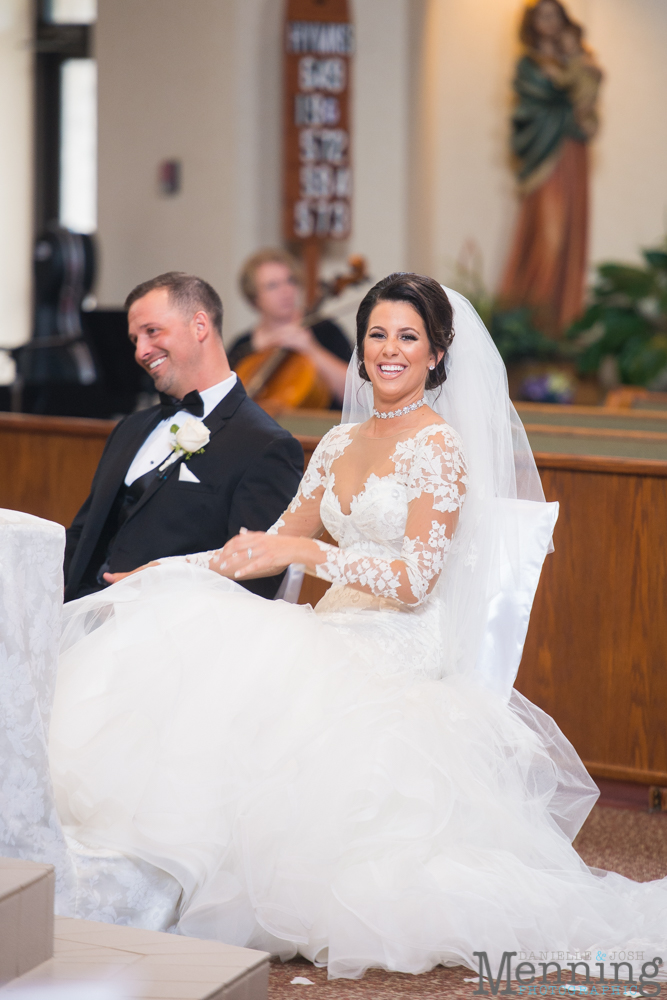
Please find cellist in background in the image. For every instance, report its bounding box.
[228,249,351,409]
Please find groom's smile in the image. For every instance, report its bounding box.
[127,286,229,398]
[140,345,174,392]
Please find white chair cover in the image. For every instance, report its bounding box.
[0,509,181,927]
[473,498,559,700]
[274,563,305,603]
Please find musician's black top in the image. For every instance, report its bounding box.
[227,319,352,372]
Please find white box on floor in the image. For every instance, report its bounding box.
[1,916,270,1000]
[0,859,55,986]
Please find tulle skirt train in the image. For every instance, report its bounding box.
[50,564,667,979]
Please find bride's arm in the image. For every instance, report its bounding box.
[226,428,467,603]
[305,430,467,605]
[170,477,328,580]
[199,437,332,579]
[104,430,335,583]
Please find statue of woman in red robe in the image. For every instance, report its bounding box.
[499,0,603,336]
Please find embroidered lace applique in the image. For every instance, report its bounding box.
[270,425,353,525]
[279,423,467,607]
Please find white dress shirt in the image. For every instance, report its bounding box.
[124,373,237,486]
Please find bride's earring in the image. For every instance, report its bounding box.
[429,364,435,370]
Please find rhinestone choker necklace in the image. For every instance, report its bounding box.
[372,398,426,420]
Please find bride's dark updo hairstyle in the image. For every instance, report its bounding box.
[355,273,454,390]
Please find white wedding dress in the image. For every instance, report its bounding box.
[50,418,667,980]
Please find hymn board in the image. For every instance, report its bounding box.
[283,0,353,304]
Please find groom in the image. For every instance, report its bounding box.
[64,272,304,602]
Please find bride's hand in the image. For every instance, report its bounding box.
[218,528,302,580]
[103,561,160,584]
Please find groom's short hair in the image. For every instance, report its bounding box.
[125,272,223,336]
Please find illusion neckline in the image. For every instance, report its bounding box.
[330,421,455,517]
[352,419,448,442]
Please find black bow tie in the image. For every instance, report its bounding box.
[159,390,204,419]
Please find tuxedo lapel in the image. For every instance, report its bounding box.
[82,406,164,532]
[102,407,164,494]
[122,381,248,525]
[122,449,181,521]
[64,405,165,600]
[201,378,247,436]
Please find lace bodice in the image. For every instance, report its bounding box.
[269,422,467,607]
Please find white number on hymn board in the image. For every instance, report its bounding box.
[299,129,348,165]
[299,166,351,199]
[298,56,346,93]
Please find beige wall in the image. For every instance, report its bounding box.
[96,0,667,336]
[2,1,667,355]
[96,0,410,342]
[586,0,667,265]
[96,0,242,333]
[0,0,32,349]
[409,0,667,294]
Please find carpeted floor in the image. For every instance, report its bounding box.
[270,957,477,1000]
[574,804,667,881]
[269,804,667,999]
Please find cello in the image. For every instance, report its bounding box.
[235,254,369,411]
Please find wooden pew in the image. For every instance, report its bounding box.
[1,409,666,787]
[603,387,667,410]
[0,413,115,526]
[520,451,667,786]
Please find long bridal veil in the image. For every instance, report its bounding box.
[343,285,598,839]
[342,285,553,691]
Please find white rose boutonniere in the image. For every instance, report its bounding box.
[158,418,211,472]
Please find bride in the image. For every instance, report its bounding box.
[50,273,666,981]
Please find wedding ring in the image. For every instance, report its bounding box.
[247,548,253,560]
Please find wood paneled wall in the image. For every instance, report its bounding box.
[517,454,667,786]
[0,414,114,526]
[1,414,666,785]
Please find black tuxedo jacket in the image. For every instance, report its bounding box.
[64,380,304,603]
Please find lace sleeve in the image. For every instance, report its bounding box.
[266,425,352,538]
[313,427,467,606]
[154,440,330,571]
[158,426,353,571]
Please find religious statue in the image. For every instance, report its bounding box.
[499,0,603,335]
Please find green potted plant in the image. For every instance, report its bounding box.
[567,243,667,389]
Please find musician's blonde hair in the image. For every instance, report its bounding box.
[239,248,304,307]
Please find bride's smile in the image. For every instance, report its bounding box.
[363,299,442,414]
